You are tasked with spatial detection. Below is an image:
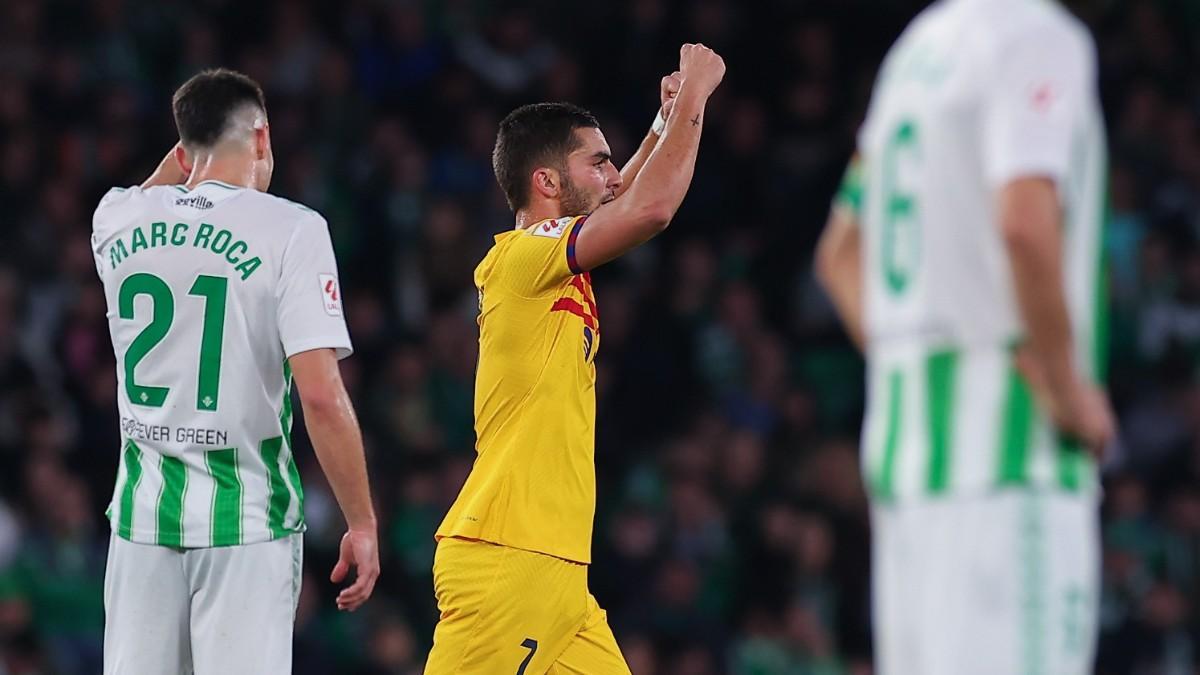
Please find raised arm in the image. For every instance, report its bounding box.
[571,44,725,272]
[614,71,683,198]
[140,143,188,189]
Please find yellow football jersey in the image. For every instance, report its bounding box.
[435,215,600,564]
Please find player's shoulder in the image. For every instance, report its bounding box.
[500,215,585,265]
[980,0,1094,54]
[235,191,331,252]
[1007,0,1089,31]
[92,184,154,238]
[241,190,327,226]
[93,184,141,217]
[476,216,586,285]
[521,216,584,242]
[490,216,584,257]
[889,0,957,50]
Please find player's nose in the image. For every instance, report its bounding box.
[606,163,622,191]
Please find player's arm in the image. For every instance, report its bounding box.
[614,71,683,199]
[277,214,379,611]
[613,130,659,202]
[140,142,188,189]
[816,158,866,350]
[288,348,379,611]
[986,25,1114,454]
[1001,179,1076,394]
[1001,180,1113,453]
[572,44,725,272]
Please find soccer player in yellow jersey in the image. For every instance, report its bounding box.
[425,44,725,674]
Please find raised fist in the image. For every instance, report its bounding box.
[679,43,726,96]
[661,70,682,118]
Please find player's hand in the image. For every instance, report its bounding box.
[678,43,726,96]
[1070,382,1117,457]
[141,142,189,188]
[330,529,380,612]
[1057,381,1116,459]
[158,142,188,181]
[661,70,682,118]
[1015,349,1116,459]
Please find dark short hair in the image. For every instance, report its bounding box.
[493,102,600,211]
[172,69,267,148]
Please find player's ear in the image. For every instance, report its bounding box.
[175,144,193,175]
[253,121,271,162]
[531,167,560,200]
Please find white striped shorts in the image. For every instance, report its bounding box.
[872,490,1099,675]
[103,532,303,674]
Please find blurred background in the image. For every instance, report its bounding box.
[0,0,1198,673]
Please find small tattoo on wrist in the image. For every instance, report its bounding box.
[690,115,701,126]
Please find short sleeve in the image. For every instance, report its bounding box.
[832,156,865,219]
[276,214,354,360]
[981,22,1095,188]
[495,216,587,296]
[91,186,140,279]
[94,185,138,216]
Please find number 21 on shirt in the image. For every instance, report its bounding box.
[119,272,228,411]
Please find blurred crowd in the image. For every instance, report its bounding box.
[1,0,1200,673]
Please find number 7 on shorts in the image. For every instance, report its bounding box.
[517,638,538,674]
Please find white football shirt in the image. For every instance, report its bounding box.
[91,180,352,547]
[841,0,1107,500]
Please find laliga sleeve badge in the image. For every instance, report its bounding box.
[532,217,572,239]
[319,273,342,316]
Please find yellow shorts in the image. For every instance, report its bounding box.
[424,537,631,674]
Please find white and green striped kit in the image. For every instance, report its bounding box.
[840,0,1108,503]
[92,181,352,548]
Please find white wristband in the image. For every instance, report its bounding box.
[651,108,667,136]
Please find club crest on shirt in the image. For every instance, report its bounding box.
[531,217,573,239]
[319,273,342,316]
